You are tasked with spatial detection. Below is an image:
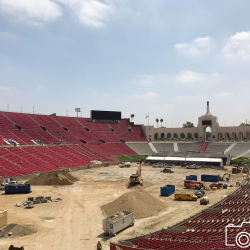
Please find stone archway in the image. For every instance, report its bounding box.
[180,133,185,139]
[194,133,198,141]
[160,133,165,141]
[204,126,211,141]
[246,132,250,142]
[167,133,172,139]
[154,133,159,141]
[173,133,178,139]
[225,132,230,141]
[187,133,192,139]
[238,132,243,142]
[231,132,237,142]
[218,132,223,141]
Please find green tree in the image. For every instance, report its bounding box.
[156,118,159,128]
[130,114,135,121]
[183,121,194,128]
[180,133,185,138]
[160,118,164,127]
[206,132,211,140]
[240,123,250,126]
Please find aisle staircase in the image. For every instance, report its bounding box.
[148,142,158,153]
[173,142,178,152]
[199,143,208,152]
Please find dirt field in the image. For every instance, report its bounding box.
[0,164,243,250]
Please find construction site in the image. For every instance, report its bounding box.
[0,162,246,250]
[0,108,250,249]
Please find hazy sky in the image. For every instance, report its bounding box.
[0,0,250,127]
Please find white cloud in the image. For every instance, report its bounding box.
[217,92,233,98]
[221,31,250,59]
[174,70,206,83]
[56,0,114,28]
[175,36,211,56]
[0,0,62,25]
[134,92,159,99]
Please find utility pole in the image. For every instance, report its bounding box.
[33,106,34,114]
[7,104,9,111]
[21,106,22,113]
[66,110,68,116]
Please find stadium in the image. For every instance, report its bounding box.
[0,105,249,250]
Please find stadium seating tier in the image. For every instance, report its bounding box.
[0,111,143,178]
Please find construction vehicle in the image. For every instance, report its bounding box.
[232,166,241,174]
[130,164,143,186]
[220,173,231,181]
[175,193,197,201]
[119,162,131,168]
[153,163,164,168]
[200,196,209,205]
[184,180,204,190]
[161,167,174,173]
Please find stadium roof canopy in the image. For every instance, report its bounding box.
[146,156,223,166]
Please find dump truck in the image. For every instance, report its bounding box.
[175,193,197,201]
[184,180,204,190]
[130,164,143,186]
[200,196,209,205]
[102,211,134,236]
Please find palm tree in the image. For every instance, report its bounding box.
[156,118,159,128]
[160,118,163,127]
[130,114,135,121]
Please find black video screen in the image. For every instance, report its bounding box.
[91,110,121,120]
[202,120,212,126]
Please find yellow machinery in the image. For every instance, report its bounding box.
[130,165,143,186]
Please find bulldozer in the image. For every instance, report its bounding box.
[220,173,231,181]
[129,164,143,186]
[161,167,174,173]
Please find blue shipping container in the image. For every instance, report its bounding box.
[201,175,220,182]
[5,184,31,194]
[186,175,197,181]
[160,185,175,196]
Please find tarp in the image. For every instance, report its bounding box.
[146,156,222,163]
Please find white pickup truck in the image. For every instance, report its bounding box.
[153,163,165,168]
[119,162,131,168]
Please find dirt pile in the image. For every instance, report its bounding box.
[107,211,126,223]
[4,224,38,237]
[101,190,166,219]
[26,171,78,186]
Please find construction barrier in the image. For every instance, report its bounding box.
[160,185,175,196]
[186,175,197,181]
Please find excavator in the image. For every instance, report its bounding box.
[129,164,143,186]
[220,173,231,181]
